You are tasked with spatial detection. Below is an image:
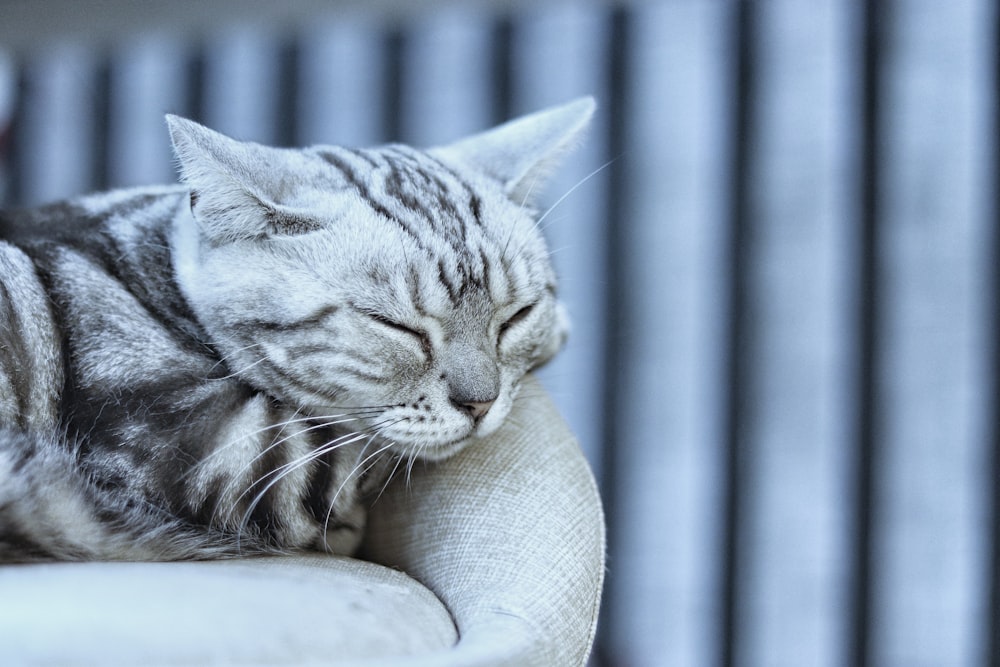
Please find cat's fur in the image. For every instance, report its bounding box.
[0,98,594,562]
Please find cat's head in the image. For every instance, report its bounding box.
[167,98,594,461]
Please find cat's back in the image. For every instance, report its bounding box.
[0,185,186,252]
[0,185,212,431]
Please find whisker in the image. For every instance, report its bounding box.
[404,450,419,488]
[502,158,614,266]
[207,341,264,375]
[372,447,406,505]
[237,429,380,536]
[238,426,373,506]
[182,409,383,482]
[322,437,398,539]
[237,416,399,530]
[230,417,362,485]
[533,158,616,230]
[502,170,544,260]
[214,356,268,381]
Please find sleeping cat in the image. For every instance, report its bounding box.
[0,97,594,562]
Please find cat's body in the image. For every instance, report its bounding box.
[0,98,593,562]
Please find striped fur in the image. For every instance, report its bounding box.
[0,98,594,562]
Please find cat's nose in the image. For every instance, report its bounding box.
[453,398,496,421]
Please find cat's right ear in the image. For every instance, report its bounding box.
[432,97,596,205]
[166,115,307,244]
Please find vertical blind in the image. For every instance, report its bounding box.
[0,1,996,665]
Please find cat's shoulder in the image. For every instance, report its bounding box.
[0,185,187,246]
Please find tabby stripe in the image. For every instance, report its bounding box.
[286,346,385,378]
[437,258,461,304]
[291,355,393,383]
[345,148,380,168]
[407,264,430,318]
[386,147,468,227]
[0,280,31,427]
[242,434,286,539]
[45,226,214,366]
[0,525,77,561]
[221,400,299,542]
[323,147,488,309]
[479,247,494,296]
[384,169,437,224]
[382,147,479,267]
[419,149,486,226]
[286,343,337,358]
[469,193,483,225]
[233,305,338,334]
[302,433,338,523]
[259,358,349,403]
[318,150,432,253]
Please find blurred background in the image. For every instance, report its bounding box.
[1,0,996,665]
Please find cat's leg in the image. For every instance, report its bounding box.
[317,501,367,555]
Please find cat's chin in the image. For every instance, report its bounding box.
[404,418,506,462]
[404,437,473,462]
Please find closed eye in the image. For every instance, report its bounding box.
[369,313,432,354]
[499,303,536,339]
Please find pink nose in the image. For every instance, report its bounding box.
[458,399,495,421]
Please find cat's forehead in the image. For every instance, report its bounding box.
[286,143,552,308]
[306,143,533,257]
[311,143,497,214]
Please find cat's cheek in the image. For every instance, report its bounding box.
[472,413,505,440]
[378,341,433,383]
[535,303,570,367]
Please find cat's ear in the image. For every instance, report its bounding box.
[166,115,315,243]
[432,97,596,205]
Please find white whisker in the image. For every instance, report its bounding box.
[404,450,420,489]
[502,169,544,260]
[533,159,615,229]
[502,158,613,266]
[239,428,370,507]
[183,408,383,482]
[214,355,268,381]
[229,419,351,487]
[372,448,405,505]
[322,437,398,539]
[207,341,263,375]
[237,428,381,537]
[237,414,400,531]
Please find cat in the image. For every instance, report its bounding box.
[0,97,594,562]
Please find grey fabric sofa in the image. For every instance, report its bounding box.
[0,376,605,666]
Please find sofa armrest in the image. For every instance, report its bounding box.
[362,375,606,667]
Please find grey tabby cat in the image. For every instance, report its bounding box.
[0,98,594,562]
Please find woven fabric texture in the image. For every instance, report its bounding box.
[364,375,606,666]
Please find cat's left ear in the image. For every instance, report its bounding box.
[431,97,596,205]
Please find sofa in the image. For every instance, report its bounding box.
[0,376,605,666]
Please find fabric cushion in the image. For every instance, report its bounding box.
[363,375,605,666]
[0,555,457,666]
